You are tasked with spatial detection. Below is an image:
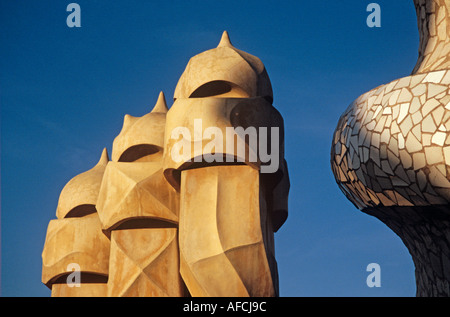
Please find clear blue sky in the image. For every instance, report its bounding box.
[1,0,420,296]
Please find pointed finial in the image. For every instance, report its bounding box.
[122,114,137,131]
[96,148,109,167]
[217,31,232,48]
[151,91,168,113]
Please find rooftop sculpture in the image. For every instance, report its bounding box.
[331,0,450,296]
[42,31,289,297]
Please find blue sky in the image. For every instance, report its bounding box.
[1,0,420,296]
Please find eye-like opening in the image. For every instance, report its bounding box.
[111,218,178,231]
[163,155,254,192]
[65,204,97,218]
[47,272,108,288]
[189,80,250,98]
[118,144,162,162]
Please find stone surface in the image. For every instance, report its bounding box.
[111,91,168,163]
[162,96,285,188]
[174,31,273,102]
[42,31,289,297]
[41,213,110,289]
[96,161,179,233]
[107,228,184,297]
[55,148,109,219]
[50,284,108,297]
[178,165,277,297]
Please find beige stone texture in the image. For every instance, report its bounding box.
[162,96,284,189]
[50,284,108,297]
[56,149,109,219]
[164,32,284,192]
[174,31,272,102]
[41,213,110,288]
[112,92,168,163]
[179,165,277,297]
[95,90,184,296]
[42,31,288,297]
[96,161,179,233]
[107,228,184,297]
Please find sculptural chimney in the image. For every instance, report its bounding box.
[42,32,289,297]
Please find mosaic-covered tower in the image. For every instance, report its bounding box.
[42,31,289,297]
[331,0,450,296]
